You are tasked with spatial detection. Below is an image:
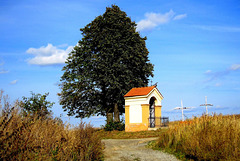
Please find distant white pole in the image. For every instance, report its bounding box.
[174,100,191,121]
[200,96,213,115]
[205,96,208,115]
[181,100,184,121]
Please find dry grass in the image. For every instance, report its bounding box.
[0,91,104,161]
[156,114,240,160]
[96,128,167,139]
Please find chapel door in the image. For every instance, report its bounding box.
[149,101,155,128]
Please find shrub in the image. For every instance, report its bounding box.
[20,92,54,119]
[103,120,125,131]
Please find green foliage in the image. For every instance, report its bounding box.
[60,4,154,119]
[20,92,54,118]
[103,120,125,131]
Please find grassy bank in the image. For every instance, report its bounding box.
[96,128,167,139]
[0,108,104,160]
[155,114,240,160]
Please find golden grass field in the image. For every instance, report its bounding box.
[0,108,104,160]
[155,114,240,160]
[1,91,239,160]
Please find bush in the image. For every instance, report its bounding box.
[103,120,125,131]
[20,92,54,119]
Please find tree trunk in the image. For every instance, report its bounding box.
[107,112,113,124]
[114,103,120,122]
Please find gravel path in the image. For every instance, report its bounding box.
[102,138,180,161]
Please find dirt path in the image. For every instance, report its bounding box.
[102,138,180,161]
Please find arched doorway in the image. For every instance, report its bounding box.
[149,97,156,128]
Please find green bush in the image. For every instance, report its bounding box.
[104,120,125,131]
[20,92,54,119]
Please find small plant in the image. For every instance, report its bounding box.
[103,120,125,131]
[133,157,141,161]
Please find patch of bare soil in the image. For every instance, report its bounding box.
[102,138,180,161]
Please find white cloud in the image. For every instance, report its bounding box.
[204,64,240,83]
[10,80,18,85]
[0,60,9,74]
[0,70,9,74]
[26,43,74,65]
[194,25,240,32]
[205,70,212,74]
[137,10,175,31]
[137,10,187,31]
[91,115,105,121]
[215,105,230,109]
[173,14,187,20]
[215,83,221,87]
[230,64,240,71]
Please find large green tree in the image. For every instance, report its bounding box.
[59,5,154,122]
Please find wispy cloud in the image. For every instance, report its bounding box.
[137,10,187,31]
[205,63,240,82]
[0,60,9,74]
[173,14,187,20]
[26,43,74,65]
[10,80,18,85]
[91,115,105,121]
[0,70,9,74]
[214,105,228,109]
[230,64,240,70]
[215,83,222,87]
[204,70,229,82]
[194,25,240,32]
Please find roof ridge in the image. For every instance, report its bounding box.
[124,86,156,97]
[134,86,155,88]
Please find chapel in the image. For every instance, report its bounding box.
[124,85,164,132]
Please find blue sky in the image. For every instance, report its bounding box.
[1,0,240,126]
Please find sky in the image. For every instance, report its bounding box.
[1,0,240,127]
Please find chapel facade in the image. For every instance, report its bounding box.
[124,85,163,132]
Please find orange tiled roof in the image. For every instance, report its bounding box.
[124,86,155,97]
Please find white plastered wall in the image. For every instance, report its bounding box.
[129,104,142,123]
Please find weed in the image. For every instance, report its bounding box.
[133,157,141,161]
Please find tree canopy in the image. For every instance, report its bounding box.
[59,5,154,120]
